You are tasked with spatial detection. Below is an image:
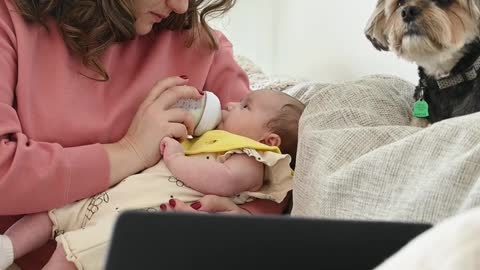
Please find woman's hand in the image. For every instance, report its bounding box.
[120,76,201,168]
[104,76,202,186]
[160,195,251,215]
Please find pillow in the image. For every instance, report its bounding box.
[235,55,334,104]
[235,55,305,95]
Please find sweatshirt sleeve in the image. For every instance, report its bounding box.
[0,2,110,215]
[204,32,250,105]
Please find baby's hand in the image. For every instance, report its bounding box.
[160,137,185,162]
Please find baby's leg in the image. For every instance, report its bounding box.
[5,212,53,259]
[42,244,77,270]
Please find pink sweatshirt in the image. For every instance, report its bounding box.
[0,0,249,215]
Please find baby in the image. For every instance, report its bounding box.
[0,89,305,270]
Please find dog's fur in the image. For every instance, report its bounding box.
[365,0,480,124]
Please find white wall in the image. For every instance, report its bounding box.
[211,0,419,84]
[210,0,277,74]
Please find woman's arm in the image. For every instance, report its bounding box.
[103,79,200,186]
[0,135,111,215]
[0,79,198,215]
[0,5,111,214]
[204,32,250,105]
[0,2,199,214]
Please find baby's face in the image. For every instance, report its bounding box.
[217,90,283,141]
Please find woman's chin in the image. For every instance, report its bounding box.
[134,23,153,36]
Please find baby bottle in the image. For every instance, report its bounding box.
[175,91,222,136]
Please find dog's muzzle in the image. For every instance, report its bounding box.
[402,6,421,23]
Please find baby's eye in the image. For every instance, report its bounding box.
[398,0,406,7]
[243,104,249,109]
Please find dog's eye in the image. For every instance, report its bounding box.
[398,0,406,7]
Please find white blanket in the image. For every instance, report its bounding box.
[289,75,480,224]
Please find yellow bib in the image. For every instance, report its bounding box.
[181,130,281,155]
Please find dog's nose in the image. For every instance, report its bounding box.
[402,6,421,22]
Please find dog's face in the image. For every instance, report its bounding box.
[366,0,480,73]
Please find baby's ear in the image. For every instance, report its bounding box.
[365,0,390,51]
[261,133,281,147]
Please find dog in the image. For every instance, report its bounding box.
[365,0,480,126]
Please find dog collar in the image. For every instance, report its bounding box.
[424,55,480,90]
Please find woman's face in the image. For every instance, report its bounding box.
[133,0,189,35]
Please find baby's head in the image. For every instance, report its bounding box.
[217,89,305,168]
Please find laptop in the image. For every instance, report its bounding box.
[105,211,431,270]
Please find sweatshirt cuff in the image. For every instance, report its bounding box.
[64,143,110,202]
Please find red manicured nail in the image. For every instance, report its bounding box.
[180,75,189,79]
[191,202,201,210]
[169,199,176,208]
[160,204,167,211]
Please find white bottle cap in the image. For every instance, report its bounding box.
[194,91,222,136]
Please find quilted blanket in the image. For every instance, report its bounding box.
[288,75,480,224]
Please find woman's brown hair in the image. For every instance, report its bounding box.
[13,0,236,80]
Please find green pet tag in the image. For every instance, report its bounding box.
[413,99,429,118]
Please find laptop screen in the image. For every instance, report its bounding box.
[106,211,431,270]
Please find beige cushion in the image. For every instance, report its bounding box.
[375,206,480,270]
[290,74,480,224]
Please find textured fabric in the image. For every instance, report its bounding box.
[219,149,293,204]
[374,206,480,270]
[235,55,327,105]
[49,148,291,270]
[289,74,480,224]
[235,55,304,92]
[0,235,14,270]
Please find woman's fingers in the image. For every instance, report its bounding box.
[160,196,249,215]
[160,199,205,213]
[165,123,189,141]
[143,76,189,105]
[156,85,202,110]
[120,76,200,169]
[164,108,195,135]
[196,195,243,213]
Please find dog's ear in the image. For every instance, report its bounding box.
[365,0,389,51]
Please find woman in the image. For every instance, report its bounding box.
[0,0,287,268]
